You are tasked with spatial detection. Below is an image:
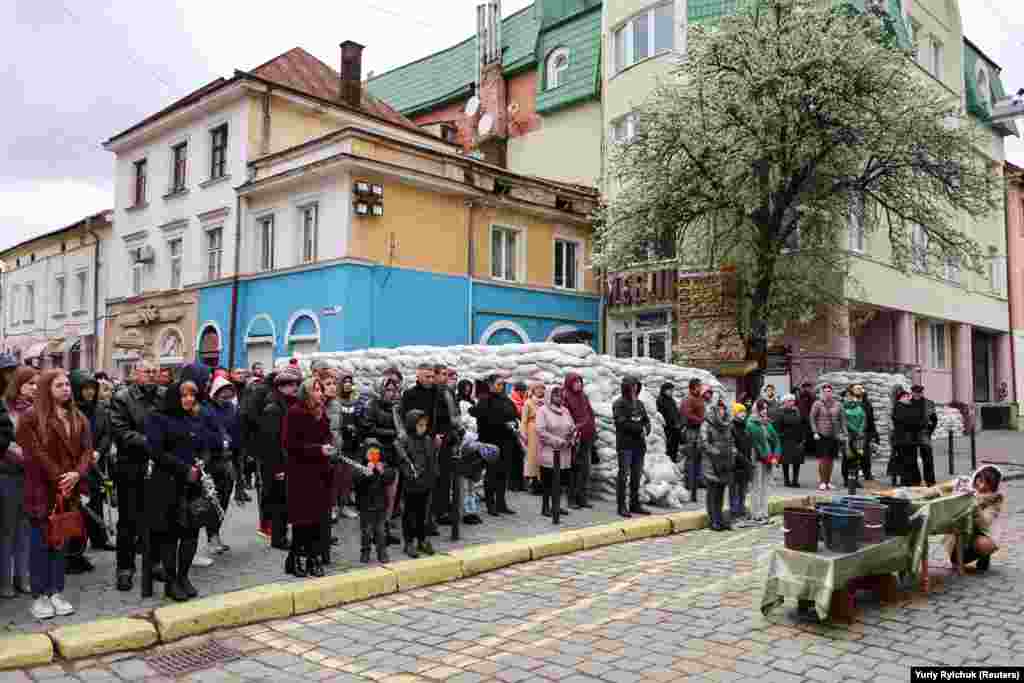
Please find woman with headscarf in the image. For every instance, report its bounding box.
[144,380,220,601]
[535,385,576,520]
[1,365,35,598]
[471,375,520,516]
[700,396,735,531]
[284,377,333,578]
[773,394,807,488]
[520,383,545,495]
[18,370,93,618]
[891,389,921,486]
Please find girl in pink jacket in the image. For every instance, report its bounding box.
[536,386,577,520]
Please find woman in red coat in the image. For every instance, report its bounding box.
[17,369,93,621]
[283,377,333,578]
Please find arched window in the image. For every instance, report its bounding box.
[546,48,570,90]
[158,328,185,368]
[977,68,990,110]
[285,310,321,357]
[479,320,530,346]
[245,314,277,370]
[198,324,222,368]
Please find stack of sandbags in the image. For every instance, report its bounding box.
[284,343,724,508]
[934,406,965,439]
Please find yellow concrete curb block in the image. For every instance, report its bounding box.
[387,555,462,591]
[292,567,398,615]
[49,618,158,660]
[615,516,672,541]
[447,541,532,577]
[528,531,584,560]
[154,582,294,642]
[572,524,626,549]
[0,633,53,671]
[665,510,708,534]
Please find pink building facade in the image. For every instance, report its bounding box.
[1007,162,1024,416]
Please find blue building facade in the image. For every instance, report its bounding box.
[196,261,601,368]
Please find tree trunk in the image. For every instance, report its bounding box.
[745,272,773,402]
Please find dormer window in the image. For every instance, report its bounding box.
[546,48,570,90]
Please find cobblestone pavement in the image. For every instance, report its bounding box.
[2,431,1021,636]
[7,479,1024,682]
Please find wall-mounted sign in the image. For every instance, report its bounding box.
[321,305,342,317]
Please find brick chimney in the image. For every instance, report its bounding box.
[339,41,365,109]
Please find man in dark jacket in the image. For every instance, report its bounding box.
[910,385,938,486]
[471,374,520,516]
[254,368,301,549]
[207,374,242,553]
[401,364,457,524]
[657,382,682,464]
[71,371,116,553]
[241,369,276,526]
[613,376,651,518]
[564,373,596,508]
[679,378,707,490]
[109,361,165,591]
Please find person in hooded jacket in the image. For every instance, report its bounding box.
[891,389,922,486]
[536,385,577,521]
[563,373,596,509]
[471,375,520,516]
[401,364,456,526]
[729,403,752,525]
[254,368,302,549]
[700,397,736,531]
[144,380,221,601]
[398,409,437,558]
[331,373,364,522]
[657,383,682,464]
[679,378,707,490]
[283,377,333,578]
[70,371,115,558]
[363,376,405,548]
[612,376,651,518]
[773,394,807,488]
[109,361,165,592]
[240,368,276,532]
[206,375,241,555]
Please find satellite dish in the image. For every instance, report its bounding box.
[508,101,520,116]
[478,113,494,137]
[464,96,481,116]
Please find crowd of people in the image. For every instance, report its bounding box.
[0,347,955,620]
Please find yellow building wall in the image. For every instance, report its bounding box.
[507,101,604,188]
[245,95,340,159]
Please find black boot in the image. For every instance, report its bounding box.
[165,579,189,602]
[404,540,419,558]
[386,521,401,546]
[293,555,308,578]
[285,552,296,575]
[617,472,630,518]
[308,557,325,578]
[178,538,198,598]
[377,545,390,564]
[360,547,371,563]
[541,494,551,518]
[485,485,499,516]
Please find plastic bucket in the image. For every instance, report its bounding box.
[783,508,819,553]
[847,501,886,544]
[821,508,864,553]
[876,496,913,535]
[814,504,849,541]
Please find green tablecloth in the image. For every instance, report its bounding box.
[760,494,976,621]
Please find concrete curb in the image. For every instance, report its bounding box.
[3,476,993,671]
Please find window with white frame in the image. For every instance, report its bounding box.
[848,195,866,253]
[491,226,521,282]
[75,270,87,311]
[554,239,579,290]
[611,112,639,144]
[170,141,188,193]
[546,47,570,90]
[989,251,1007,294]
[54,275,65,314]
[911,224,929,273]
[929,322,946,368]
[9,285,19,325]
[207,228,223,280]
[131,260,144,296]
[614,311,671,363]
[943,251,961,284]
[300,204,318,264]
[24,283,34,322]
[611,2,674,76]
[258,216,275,271]
[168,238,183,289]
[930,38,943,79]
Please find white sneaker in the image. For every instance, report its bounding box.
[193,555,214,568]
[31,596,55,620]
[818,483,828,492]
[341,506,359,519]
[50,593,74,616]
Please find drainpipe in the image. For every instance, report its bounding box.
[465,200,475,344]
[87,218,102,371]
[1005,173,1018,410]
[228,193,243,368]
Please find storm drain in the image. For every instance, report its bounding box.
[146,639,242,677]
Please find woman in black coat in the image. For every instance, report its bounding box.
[773,394,807,488]
[144,381,222,601]
[471,374,520,516]
[891,389,922,486]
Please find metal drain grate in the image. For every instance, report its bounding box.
[146,639,242,677]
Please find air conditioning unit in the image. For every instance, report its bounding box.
[132,245,155,264]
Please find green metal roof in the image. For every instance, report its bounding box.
[366,4,540,117]
[688,0,739,24]
[535,5,602,114]
[539,0,602,29]
[964,39,1017,136]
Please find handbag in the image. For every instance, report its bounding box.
[180,487,219,530]
[46,493,85,550]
